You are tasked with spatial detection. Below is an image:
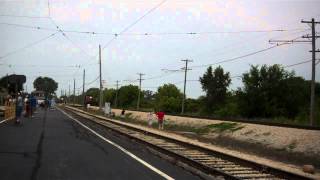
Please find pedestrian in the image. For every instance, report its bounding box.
[120,109,125,119]
[51,98,56,110]
[147,112,153,127]
[30,95,37,115]
[15,93,24,124]
[155,110,165,130]
[25,95,31,117]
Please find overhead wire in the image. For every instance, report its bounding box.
[0,32,58,60]
[100,0,167,51]
[0,21,309,36]
[0,14,49,19]
[189,42,294,69]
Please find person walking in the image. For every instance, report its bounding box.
[155,110,165,130]
[15,93,24,124]
[147,112,153,127]
[30,95,37,116]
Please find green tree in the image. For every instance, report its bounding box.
[199,66,231,113]
[154,84,183,113]
[103,88,116,106]
[33,76,58,97]
[118,85,139,108]
[141,90,155,108]
[85,88,99,105]
[237,64,319,119]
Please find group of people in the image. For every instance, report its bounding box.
[14,93,37,124]
[147,111,165,130]
[120,109,165,130]
[11,93,55,124]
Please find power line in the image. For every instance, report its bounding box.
[0,22,57,31]
[0,14,49,19]
[100,0,167,51]
[0,32,58,60]
[190,43,290,69]
[47,0,93,58]
[0,21,308,36]
[0,64,80,68]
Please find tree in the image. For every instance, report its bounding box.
[117,85,139,108]
[103,88,116,106]
[199,66,231,113]
[85,88,99,105]
[154,84,183,113]
[141,90,155,108]
[33,76,58,97]
[236,64,319,119]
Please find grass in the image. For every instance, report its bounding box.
[77,107,245,135]
[287,140,297,150]
[243,130,255,135]
[201,122,245,133]
[262,132,271,136]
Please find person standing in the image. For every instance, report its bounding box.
[120,109,125,119]
[30,95,37,116]
[25,95,31,117]
[147,112,153,127]
[15,93,23,124]
[155,110,165,130]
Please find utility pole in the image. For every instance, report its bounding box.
[99,44,103,110]
[83,69,86,107]
[302,18,320,126]
[181,59,193,114]
[73,78,75,106]
[115,80,120,108]
[137,73,145,110]
[68,84,70,104]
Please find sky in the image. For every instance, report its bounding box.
[0,0,319,98]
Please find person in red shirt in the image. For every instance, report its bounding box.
[155,111,165,130]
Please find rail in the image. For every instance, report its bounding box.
[63,105,316,180]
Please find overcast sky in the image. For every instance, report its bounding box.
[0,0,319,98]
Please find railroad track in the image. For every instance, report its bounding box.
[62,106,314,180]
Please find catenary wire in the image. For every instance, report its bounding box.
[0,32,58,60]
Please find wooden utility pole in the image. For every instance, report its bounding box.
[73,78,75,106]
[99,44,103,110]
[181,59,193,114]
[137,73,145,110]
[83,69,86,107]
[302,18,320,126]
[68,84,70,104]
[115,80,120,108]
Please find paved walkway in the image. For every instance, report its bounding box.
[0,108,200,180]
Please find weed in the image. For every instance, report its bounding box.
[262,132,271,136]
[287,140,297,150]
[243,130,254,135]
[202,122,245,133]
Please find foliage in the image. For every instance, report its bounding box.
[117,85,139,108]
[184,98,201,113]
[85,88,99,105]
[141,90,155,108]
[103,88,116,105]
[236,64,319,119]
[199,66,231,113]
[154,84,183,113]
[33,76,58,96]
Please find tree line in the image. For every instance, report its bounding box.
[69,64,319,125]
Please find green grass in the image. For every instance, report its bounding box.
[201,122,245,133]
[287,140,297,150]
[76,107,245,135]
[262,132,271,136]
